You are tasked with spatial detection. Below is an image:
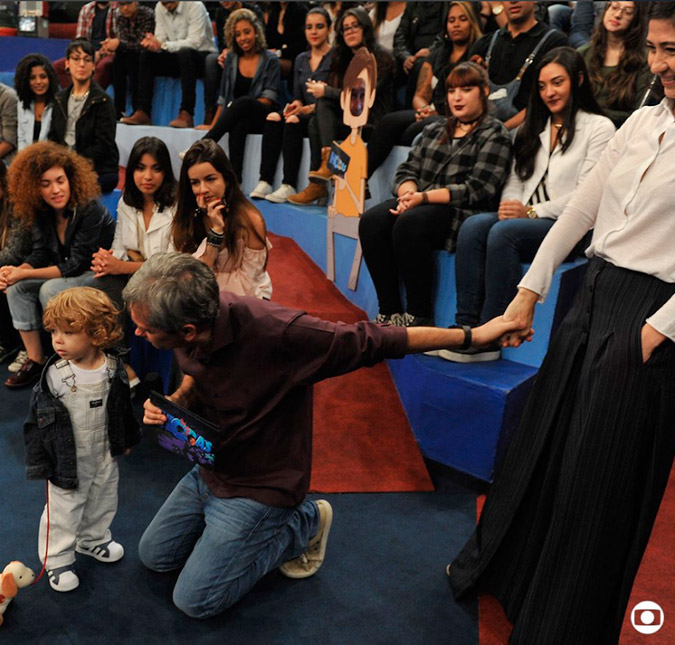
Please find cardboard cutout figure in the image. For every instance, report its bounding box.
[326,47,377,289]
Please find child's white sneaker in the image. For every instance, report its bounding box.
[47,565,79,592]
[265,183,296,203]
[250,180,273,199]
[76,539,124,563]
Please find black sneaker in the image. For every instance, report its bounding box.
[438,344,501,363]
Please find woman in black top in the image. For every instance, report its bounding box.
[1,142,115,388]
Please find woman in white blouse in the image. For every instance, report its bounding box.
[14,54,57,151]
[446,47,615,362]
[448,7,675,644]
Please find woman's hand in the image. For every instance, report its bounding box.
[91,248,125,276]
[415,105,437,121]
[390,191,425,215]
[306,79,326,99]
[0,265,26,288]
[205,197,227,233]
[641,323,667,363]
[498,200,528,220]
[500,288,538,347]
[473,315,529,347]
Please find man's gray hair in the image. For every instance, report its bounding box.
[123,253,220,332]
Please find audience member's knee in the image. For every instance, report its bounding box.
[138,531,162,571]
[267,112,282,122]
[285,115,300,124]
[173,582,236,619]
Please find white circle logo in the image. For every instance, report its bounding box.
[631,601,664,634]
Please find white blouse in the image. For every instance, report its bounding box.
[501,111,615,220]
[194,237,272,301]
[112,198,176,261]
[520,99,675,341]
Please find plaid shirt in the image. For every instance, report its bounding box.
[394,117,512,251]
[116,4,155,52]
[75,1,118,40]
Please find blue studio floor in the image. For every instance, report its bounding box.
[0,373,482,644]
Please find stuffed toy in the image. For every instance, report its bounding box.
[0,561,35,626]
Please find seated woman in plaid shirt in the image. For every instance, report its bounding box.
[359,61,512,327]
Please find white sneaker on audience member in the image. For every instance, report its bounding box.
[250,181,273,199]
[8,350,28,373]
[265,183,296,203]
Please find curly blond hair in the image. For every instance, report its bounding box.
[8,141,100,223]
[225,8,266,55]
[42,287,123,349]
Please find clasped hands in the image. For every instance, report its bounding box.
[0,265,24,291]
[390,190,424,215]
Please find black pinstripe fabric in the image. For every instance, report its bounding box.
[450,258,675,644]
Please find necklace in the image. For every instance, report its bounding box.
[456,118,479,133]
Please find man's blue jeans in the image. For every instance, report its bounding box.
[138,465,319,618]
[455,213,558,325]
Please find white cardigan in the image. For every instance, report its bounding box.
[501,110,615,220]
[112,198,176,261]
[17,100,53,151]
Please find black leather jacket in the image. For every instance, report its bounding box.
[23,199,115,278]
[49,81,119,177]
[24,352,141,490]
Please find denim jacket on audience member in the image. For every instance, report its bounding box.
[217,49,281,107]
[17,100,53,151]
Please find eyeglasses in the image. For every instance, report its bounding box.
[69,55,93,65]
[607,2,635,18]
[342,23,362,34]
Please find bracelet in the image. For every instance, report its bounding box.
[422,191,429,205]
[526,206,538,219]
[460,325,472,350]
[208,227,224,239]
[206,239,221,249]
[206,228,224,247]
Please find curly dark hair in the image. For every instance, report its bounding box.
[123,137,177,212]
[14,53,59,109]
[173,140,265,268]
[7,141,100,222]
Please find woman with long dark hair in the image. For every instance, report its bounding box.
[173,140,271,299]
[199,8,281,184]
[579,1,657,126]
[366,1,483,179]
[14,53,58,151]
[249,7,333,203]
[444,47,615,362]
[359,62,512,327]
[0,142,115,388]
[448,5,675,642]
[288,6,395,205]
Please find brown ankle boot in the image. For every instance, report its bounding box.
[308,147,332,183]
[169,109,194,129]
[120,109,151,126]
[287,181,328,206]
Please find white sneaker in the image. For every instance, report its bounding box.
[265,183,296,203]
[8,350,28,373]
[47,565,79,592]
[279,500,333,579]
[76,539,125,563]
[250,180,273,199]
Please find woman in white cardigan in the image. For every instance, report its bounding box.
[446,47,615,362]
[14,54,57,151]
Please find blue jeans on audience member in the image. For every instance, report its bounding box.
[6,273,96,330]
[138,465,319,619]
[455,213,565,325]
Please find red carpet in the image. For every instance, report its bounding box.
[266,233,433,493]
[477,466,675,643]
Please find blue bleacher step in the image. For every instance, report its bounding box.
[388,355,537,482]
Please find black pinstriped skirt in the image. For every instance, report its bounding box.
[450,258,675,644]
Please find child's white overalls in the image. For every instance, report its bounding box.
[38,358,119,567]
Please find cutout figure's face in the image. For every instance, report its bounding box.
[341,69,374,129]
[647,19,675,100]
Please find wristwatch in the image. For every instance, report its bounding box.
[526,206,538,219]
[492,4,504,16]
